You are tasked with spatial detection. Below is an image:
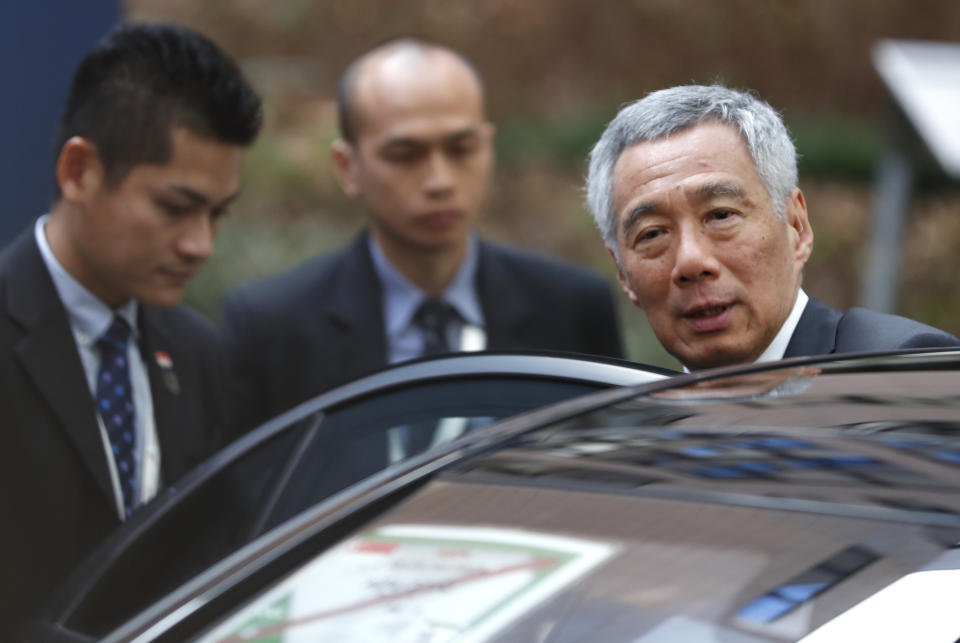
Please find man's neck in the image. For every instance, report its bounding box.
[44,206,131,309]
[370,231,467,296]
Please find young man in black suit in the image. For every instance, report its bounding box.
[0,23,261,637]
[585,84,957,371]
[222,39,624,433]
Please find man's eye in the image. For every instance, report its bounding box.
[639,229,661,241]
[384,147,424,163]
[631,228,663,249]
[159,201,192,216]
[710,209,735,221]
[448,141,479,158]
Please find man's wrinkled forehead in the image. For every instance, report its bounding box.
[612,121,754,187]
[611,122,761,211]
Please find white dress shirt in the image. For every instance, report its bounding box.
[368,234,487,364]
[368,235,487,461]
[755,288,809,364]
[35,216,160,520]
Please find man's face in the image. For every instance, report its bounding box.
[610,122,813,370]
[333,52,494,257]
[62,127,243,308]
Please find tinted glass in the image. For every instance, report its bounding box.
[58,376,601,638]
[261,377,598,530]
[62,421,313,636]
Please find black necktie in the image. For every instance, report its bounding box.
[414,297,460,357]
[404,298,460,455]
[95,315,137,518]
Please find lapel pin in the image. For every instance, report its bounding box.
[154,350,180,395]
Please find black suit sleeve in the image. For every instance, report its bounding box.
[837,307,960,353]
[477,241,625,359]
[581,277,625,359]
[219,287,272,437]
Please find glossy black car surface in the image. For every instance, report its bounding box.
[23,351,672,642]
[29,350,960,642]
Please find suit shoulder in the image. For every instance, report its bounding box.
[839,307,960,350]
[0,228,37,277]
[0,239,17,272]
[480,240,611,291]
[147,303,218,341]
[223,248,347,312]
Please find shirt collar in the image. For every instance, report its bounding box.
[755,288,808,364]
[442,237,483,327]
[681,288,808,372]
[35,215,139,346]
[368,234,483,339]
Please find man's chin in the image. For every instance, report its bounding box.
[410,231,468,255]
[673,342,756,372]
[137,288,186,309]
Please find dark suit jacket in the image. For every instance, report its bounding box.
[221,232,624,431]
[0,230,228,639]
[784,296,960,358]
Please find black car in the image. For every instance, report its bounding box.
[26,349,960,642]
[21,351,671,642]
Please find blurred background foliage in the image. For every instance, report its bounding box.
[129,0,960,369]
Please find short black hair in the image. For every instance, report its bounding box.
[336,38,483,143]
[54,22,262,196]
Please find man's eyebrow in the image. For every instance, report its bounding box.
[381,136,425,149]
[694,181,744,200]
[168,185,240,209]
[445,127,481,141]
[621,202,657,236]
[382,127,482,148]
[168,185,210,205]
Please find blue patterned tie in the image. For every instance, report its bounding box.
[96,316,137,518]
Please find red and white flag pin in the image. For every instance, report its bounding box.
[154,350,179,395]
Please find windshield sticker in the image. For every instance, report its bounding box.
[201,524,615,643]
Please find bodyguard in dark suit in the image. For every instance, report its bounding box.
[0,23,262,638]
[222,39,623,432]
[585,84,957,371]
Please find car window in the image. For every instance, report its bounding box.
[54,376,603,638]
[258,377,600,532]
[60,420,314,637]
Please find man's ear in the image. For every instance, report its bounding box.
[607,245,640,306]
[330,139,361,198]
[785,187,813,267]
[56,137,103,202]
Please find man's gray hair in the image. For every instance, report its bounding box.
[586,84,797,257]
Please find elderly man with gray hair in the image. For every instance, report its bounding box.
[586,84,957,371]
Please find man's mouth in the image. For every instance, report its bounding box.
[687,305,728,318]
[160,268,196,284]
[419,210,463,229]
[682,303,733,332]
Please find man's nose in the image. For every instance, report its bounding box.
[424,151,455,197]
[671,228,720,285]
[176,214,215,263]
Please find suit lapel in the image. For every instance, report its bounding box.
[475,241,536,348]
[318,232,387,382]
[5,232,115,504]
[138,307,179,484]
[783,297,843,358]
